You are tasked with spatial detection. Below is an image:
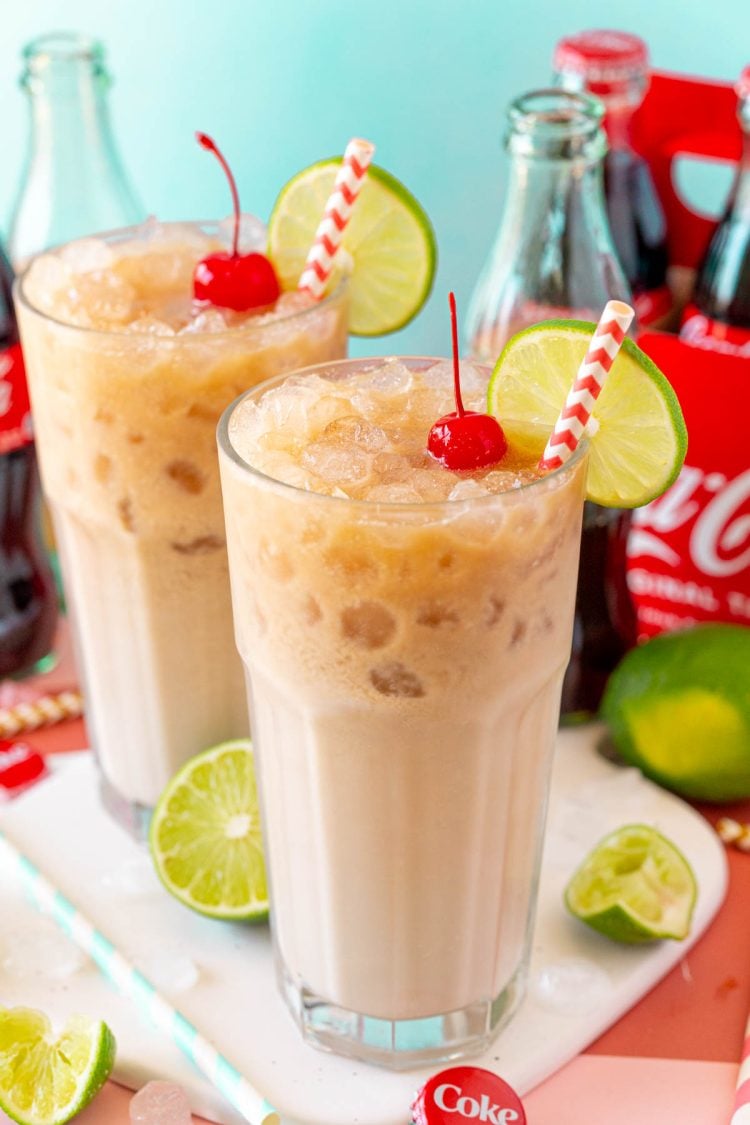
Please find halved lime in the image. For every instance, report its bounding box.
[0,1008,115,1125]
[268,159,436,336]
[564,824,697,943]
[602,625,750,801]
[487,321,687,507]
[149,738,268,921]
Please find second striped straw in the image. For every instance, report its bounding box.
[538,299,635,472]
[297,137,375,298]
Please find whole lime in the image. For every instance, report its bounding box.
[601,624,750,802]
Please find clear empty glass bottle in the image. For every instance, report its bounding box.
[7,32,144,269]
[466,89,637,720]
[466,88,631,362]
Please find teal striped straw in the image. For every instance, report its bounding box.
[0,831,279,1125]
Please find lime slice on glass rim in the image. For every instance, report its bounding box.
[149,738,268,921]
[487,320,687,507]
[0,1008,115,1125]
[564,824,697,943]
[268,159,436,336]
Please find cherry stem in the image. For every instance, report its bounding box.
[196,131,241,257]
[449,291,465,418]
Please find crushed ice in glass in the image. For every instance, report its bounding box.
[229,360,544,501]
[129,1081,192,1125]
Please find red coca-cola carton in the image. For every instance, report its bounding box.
[626,70,750,636]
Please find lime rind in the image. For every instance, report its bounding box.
[0,1009,115,1125]
[601,624,750,801]
[149,738,269,922]
[268,159,436,336]
[564,824,697,944]
[487,320,688,508]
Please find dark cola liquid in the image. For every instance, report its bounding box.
[0,247,57,677]
[561,502,638,718]
[0,446,57,676]
[603,148,669,303]
[692,202,750,329]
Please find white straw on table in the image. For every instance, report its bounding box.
[0,831,279,1125]
[538,300,635,472]
[731,1017,750,1124]
[297,137,374,298]
[0,690,84,738]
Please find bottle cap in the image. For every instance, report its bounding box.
[0,740,46,797]
[411,1067,526,1125]
[553,30,649,93]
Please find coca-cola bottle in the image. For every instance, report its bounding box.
[553,30,671,328]
[7,32,143,269]
[680,66,750,351]
[465,89,637,718]
[0,245,57,677]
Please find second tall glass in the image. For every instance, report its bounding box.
[16,221,348,833]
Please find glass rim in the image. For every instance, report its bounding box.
[14,219,349,341]
[508,87,605,131]
[22,31,105,66]
[218,355,590,513]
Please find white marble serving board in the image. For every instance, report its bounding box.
[0,728,728,1125]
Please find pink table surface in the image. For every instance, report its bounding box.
[2,621,748,1124]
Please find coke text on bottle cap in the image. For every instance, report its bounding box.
[553,30,649,90]
[411,1067,526,1125]
[0,740,46,798]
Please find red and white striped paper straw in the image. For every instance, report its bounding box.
[731,1021,750,1124]
[297,137,375,299]
[538,300,635,472]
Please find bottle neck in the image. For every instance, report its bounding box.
[9,36,143,264]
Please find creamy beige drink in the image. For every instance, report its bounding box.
[15,221,347,828]
[219,356,587,1067]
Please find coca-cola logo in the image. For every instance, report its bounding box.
[433,1084,520,1122]
[412,1068,526,1125]
[630,464,750,579]
[681,312,750,358]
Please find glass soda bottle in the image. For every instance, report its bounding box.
[7,32,143,269]
[680,66,750,351]
[553,30,671,328]
[0,244,57,677]
[465,89,637,718]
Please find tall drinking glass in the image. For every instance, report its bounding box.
[218,356,588,1068]
[15,222,348,834]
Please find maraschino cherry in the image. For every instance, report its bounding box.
[427,292,507,470]
[193,132,281,312]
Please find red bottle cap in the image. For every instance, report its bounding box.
[411,1067,526,1125]
[553,30,649,92]
[737,65,750,102]
[0,740,47,796]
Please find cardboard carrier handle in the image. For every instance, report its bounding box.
[630,70,743,269]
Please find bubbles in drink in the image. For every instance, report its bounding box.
[341,601,397,649]
[370,661,425,698]
[129,1082,192,1125]
[166,460,206,495]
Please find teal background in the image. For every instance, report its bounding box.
[0,0,747,354]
